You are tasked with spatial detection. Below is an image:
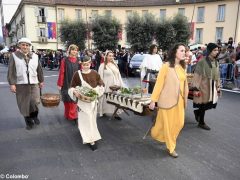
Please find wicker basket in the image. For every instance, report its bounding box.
[77,93,95,103]
[187,74,194,100]
[41,93,60,107]
[187,73,194,84]
[109,85,121,91]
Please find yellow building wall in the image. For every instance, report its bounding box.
[12,0,238,50]
[57,0,239,49]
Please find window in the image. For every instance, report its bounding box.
[40,28,46,37]
[75,9,82,20]
[105,10,112,17]
[35,7,47,22]
[195,28,203,43]
[216,27,223,41]
[38,7,45,17]
[58,8,65,21]
[142,10,148,17]
[197,7,205,22]
[217,5,225,21]
[160,9,166,22]
[91,10,98,18]
[178,8,185,16]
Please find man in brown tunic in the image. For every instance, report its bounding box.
[7,38,44,130]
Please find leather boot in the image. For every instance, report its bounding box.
[198,110,211,130]
[193,110,200,122]
[24,117,33,130]
[31,111,40,125]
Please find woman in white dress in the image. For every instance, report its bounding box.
[98,51,124,120]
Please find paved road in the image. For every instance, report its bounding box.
[0,64,240,180]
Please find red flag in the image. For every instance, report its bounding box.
[189,22,195,40]
[52,22,56,39]
[118,31,122,40]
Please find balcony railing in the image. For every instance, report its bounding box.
[37,16,46,23]
[38,37,48,43]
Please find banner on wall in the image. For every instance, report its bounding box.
[118,31,122,40]
[2,26,8,37]
[47,22,56,39]
[189,22,195,40]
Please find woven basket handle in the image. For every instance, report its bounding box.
[40,87,42,96]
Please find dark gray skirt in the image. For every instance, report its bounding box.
[16,84,40,117]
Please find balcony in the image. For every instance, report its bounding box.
[37,16,46,23]
[38,37,48,43]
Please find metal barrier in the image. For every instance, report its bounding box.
[219,63,234,87]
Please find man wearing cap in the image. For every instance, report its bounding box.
[191,43,221,130]
[7,37,44,130]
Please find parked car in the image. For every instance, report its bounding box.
[128,54,149,76]
[189,43,206,50]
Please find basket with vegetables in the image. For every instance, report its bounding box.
[75,86,98,103]
[120,86,142,97]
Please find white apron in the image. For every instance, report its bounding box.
[68,71,104,144]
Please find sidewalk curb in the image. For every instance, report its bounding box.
[221,89,240,94]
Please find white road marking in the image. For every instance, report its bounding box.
[221,89,240,94]
[0,75,58,85]
[44,75,58,78]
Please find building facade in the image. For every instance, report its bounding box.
[4,0,240,50]
[0,0,21,44]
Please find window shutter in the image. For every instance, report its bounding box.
[34,7,39,16]
[45,8,48,18]
[45,28,48,38]
[36,28,40,37]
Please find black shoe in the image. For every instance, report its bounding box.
[33,117,40,125]
[25,117,34,130]
[114,115,122,120]
[198,123,211,130]
[194,110,199,122]
[88,143,98,151]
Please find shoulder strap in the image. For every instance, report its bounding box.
[78,70,83,82]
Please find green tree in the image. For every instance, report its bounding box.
[171,14,191,44]
[59,19,87,50]
[125,12,157,52]
[91,15,121,51]
[155,19,176,51]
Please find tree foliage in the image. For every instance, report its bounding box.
[171,14,191,44]
[59,19,87,50]
[125,12,157,52]
[155,14,191,51]
[91,16,121,51]
[155,20,176,51]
